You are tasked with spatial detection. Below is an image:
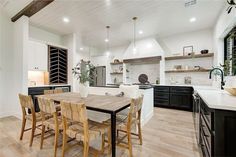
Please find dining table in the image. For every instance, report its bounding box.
[37,92,131,157]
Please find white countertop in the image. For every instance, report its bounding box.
[196,89,236,111]
[28,84,71,88]
[153,84,218,90]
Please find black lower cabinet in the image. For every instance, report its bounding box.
[154,86,193,111]
[28,85,71,112]
[200,98,236,157]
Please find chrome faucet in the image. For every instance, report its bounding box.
[209,68,225,90]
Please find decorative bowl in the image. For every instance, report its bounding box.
[200,50,209,54]
[224,87,236,96]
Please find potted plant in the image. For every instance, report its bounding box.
[72,60,95,97]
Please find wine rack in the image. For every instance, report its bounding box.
[48,45,68,84]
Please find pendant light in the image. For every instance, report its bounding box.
[132,17,137,54]
[105,26,110,56]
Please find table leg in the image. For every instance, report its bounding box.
[111,112,116,157]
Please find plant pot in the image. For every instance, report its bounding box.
[79,82,89,98]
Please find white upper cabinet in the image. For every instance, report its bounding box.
[28,40,48,71]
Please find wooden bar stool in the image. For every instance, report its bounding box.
[18,94,43,147]
[61,101,111,157]
[38,97,62,157]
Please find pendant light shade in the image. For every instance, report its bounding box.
[132,17,137,53]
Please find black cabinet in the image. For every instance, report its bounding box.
[154,86,193,111]
[199,98,236,157]
[28,85,71,112]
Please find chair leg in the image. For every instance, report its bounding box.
[29,121,36,147]
[108,128,112,155]
[101,134,105,153]
[138,122,143,145]
[83,142,89,157]
[20,118,26,140]
[127,131,133,157]
[62,130,68,157]
[40,125,45,149]
[54,129,59,157]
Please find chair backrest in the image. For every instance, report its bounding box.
[54,88,63,94]
[127,95,144,126]
[119,85,139,98]
[61,101,89,141]
[44,90,54,95]
[44,89,64,95]
[38,97,56,114]
[18,94,35,116]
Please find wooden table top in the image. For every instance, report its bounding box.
[37,92,131,113]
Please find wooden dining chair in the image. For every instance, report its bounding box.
[116,95,144,157]
[61,101,111,157]
[44,89,54,95]
[18,94,43,147]
[38,97,62,157]
[54,88,63,94]
[44,89,64,95]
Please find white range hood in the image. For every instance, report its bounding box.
[123,38,164,59]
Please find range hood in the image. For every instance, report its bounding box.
[123,38,164,60]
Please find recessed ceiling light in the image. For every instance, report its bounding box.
[147,43,153,48]
[63,17,70,23]
[189,17,196,23]
[106,51,110,56]
[138,30,143,34]
[105,38,109,42]
[79,47,84,51]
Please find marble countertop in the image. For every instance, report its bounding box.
[196,89,236,111]
[28,84,71,88]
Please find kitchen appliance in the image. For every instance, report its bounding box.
[193,91,200,144]
[94,66,106,86]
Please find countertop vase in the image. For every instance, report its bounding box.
[79,81,89,98]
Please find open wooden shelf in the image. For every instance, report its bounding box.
[165,69,211,73]
[110,72,123,75]
[110,62,123,65]
[123,56,162,64]
[165,53,214,61]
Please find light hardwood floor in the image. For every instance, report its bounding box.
[0,108,201,157]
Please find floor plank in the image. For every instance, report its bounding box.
[0,108,201,157]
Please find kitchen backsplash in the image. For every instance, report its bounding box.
[126,63,160,84]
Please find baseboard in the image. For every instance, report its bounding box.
[141,110,154,126]
[0,111,21,119]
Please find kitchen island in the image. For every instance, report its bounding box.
[89,86,154,126]
[194,89,236,157]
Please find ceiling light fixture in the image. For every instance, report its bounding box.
[133,17,138,54]
[105,26,111,56]
[189,17,196,23]
[63,17,70,23]
[139,30,143,34]
[79,47,84,51]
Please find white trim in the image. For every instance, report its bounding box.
[0,111,22,119]
[141,110,153,126]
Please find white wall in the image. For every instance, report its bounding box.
[11,16,29,118]
[158,29,214,85]
[161,28,214,56]
[29,25,62,45]
[213,6,236,85]
[0,8,14,117]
